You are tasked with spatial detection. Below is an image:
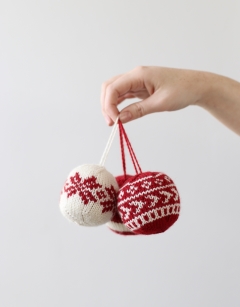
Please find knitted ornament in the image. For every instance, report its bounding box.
[115,121,181,235]
[59,119,120,226]
[60,164,118,226]
[107,174,138,236]
[117,172,180,234]
[59,117,181,235]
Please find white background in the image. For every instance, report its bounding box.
[1,1,240,306]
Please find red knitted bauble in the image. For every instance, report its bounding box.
[116,121,181,235]
[117,172,180,235]
[107,175,137,236]
[116,174,132,188]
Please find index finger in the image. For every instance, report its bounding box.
[101,74,123,125]
[104,70,144,122]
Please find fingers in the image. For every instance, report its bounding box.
[101,68,145,125]
[101,66,199,125]
[119,94,156,124]
[101,74,122,126]
[117,93,136,104]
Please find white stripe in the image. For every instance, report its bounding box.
[124,203,180,231]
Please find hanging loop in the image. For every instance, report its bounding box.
[118,121,142,175]
[99,116,119,166]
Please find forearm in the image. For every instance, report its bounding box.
[196,72,240,135]
[102,67,240,134]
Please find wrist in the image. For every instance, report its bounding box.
[195,72,240,109]
[194,71,240,135]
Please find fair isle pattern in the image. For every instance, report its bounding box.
[107,175,137,235]
[63,173,116,213]
[124,204,180,231]
[117,172,180,234]
[59,164,118,226]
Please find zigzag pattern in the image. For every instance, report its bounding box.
[117,172,180,234]
[118,183,176,206]
[120,172,167,189]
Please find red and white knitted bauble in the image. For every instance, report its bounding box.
[116,121,181,235]
[60,164,118,226]
[117,171,180,235]
[107,175,137,236]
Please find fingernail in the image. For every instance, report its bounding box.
[120,111,132,123]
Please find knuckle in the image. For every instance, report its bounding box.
[101,81,108,91]
[134,102,145,118]
[105,84,114,96]
[106,83,114,91]
[134,65,146,74]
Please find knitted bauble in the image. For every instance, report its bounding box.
[60,164,118,226]
[117,171,180,235]
[107,175,137,236]
[116,174,132,188]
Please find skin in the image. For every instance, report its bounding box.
[101,66,240,136]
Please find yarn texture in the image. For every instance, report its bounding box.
[117,172,180,235]
[107,175,137,236]
[59,118,181,236]
[60,164,118,226]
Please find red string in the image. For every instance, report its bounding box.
[123,128,139,174]
[119,121,126,179]
[121,123,142,174]
[119,121,142,175]
[120,122,138,174]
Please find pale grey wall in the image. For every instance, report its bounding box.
[1,1,240,306]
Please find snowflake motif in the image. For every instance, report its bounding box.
[105,186,116,199]
[96,190,107,199]
[64,173,101,204]
[100,186,116,213]
[63,172,116,214]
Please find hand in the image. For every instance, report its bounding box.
[101,66,240,135]
[101,66,209,125]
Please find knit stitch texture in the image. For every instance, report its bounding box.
[117,171,180,235]
[60,164,118,226]
[107,175,137,235]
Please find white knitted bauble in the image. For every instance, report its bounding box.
[60,164,118,226]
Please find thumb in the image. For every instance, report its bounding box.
[119,95,157,124]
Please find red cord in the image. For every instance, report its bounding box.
[119,121,126,179]
[119,122,138,174]
[119,121,142,175]
[121,123,142,174]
